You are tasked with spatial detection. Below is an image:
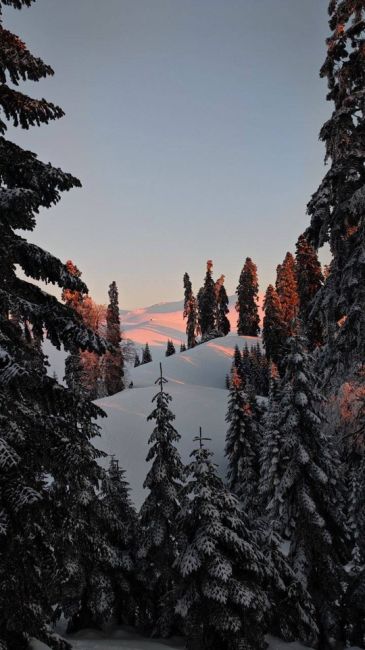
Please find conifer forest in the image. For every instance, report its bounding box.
[1,1,365,649]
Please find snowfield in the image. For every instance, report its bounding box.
[95,333,259,507]
[43,295,264,382]
[30,628,363,650]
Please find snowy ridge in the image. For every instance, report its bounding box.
[95,333,259,507]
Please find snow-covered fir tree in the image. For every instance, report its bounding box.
[180,342,187,352]
[235,257,260,336]
[134,352,141,367]
[165,339,176,357]
[0,4,106,648]
[305,0,365,382]
[295,234,324,349]
[260,526,318,646]
[137,365,184,634]
[275,252,299,336]
[197,260,217,339]
[260,335,348,647]
[262,284,287,366]
[141,343,152,364]
[174,429,271,650]
[104,281,124,396]
[98,457,138,626]
[225,368,260,517]
[183,272,198,349]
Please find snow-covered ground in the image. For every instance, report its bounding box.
[95,333,258,507]
[31,628,362,650]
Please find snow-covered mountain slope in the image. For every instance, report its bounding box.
[95,333,259,508]
[121,295,263,355]
[43,294,263,379]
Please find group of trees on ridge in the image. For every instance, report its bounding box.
[183,237,323,371]
[0,1,365,650]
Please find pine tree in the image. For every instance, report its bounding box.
[165,339,176,357]
[141,343,152,364]
[224,368,260,517]
[261,335,348,646]
[235,257,260,336]
[183,273,198,349]
[275,252,299,336]
[180,342,187,352]
[305,1,365,381]
[262,285,287,365]
[0,5,106,648]
[104,281,124,396]
[197,260,217,339]
[134,352,141,367]
[174,429,271,650]
[295,234,324,349]
[137,364,184,634]
[215,277,230,336]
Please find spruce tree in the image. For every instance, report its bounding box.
[261,335,348,646]
[235,257,260,336]
[262,284,286,365]
[197,260,217,339]
[165,339,176,357]
[305,0,365,380]
[180,342,187,352]
[137,364,184,634]
[174,429,271,650]
[224,368,260,517]
[295,234,324,349]
[183,273,198,349]
[215,279,230,336]
[141,343,152,364]
[104,281,124,396]
[0,5,106,648]
[98,457,138,626]
[134,352,141,367]
[62,261,105,398]
[275,252,299,336]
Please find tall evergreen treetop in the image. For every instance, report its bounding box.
[305,1,365,379]
[225,368,261,517]
[198,260,217,338]
[215,275,230,336]
[235,257,260,336]
[275,252,299,335]
[104,280,124,396]
[183,272,198,349]
[295,234,324,349]
[262,284,286,365]
[137,364,184,634]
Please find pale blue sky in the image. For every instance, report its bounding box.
[6,0,330,308]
